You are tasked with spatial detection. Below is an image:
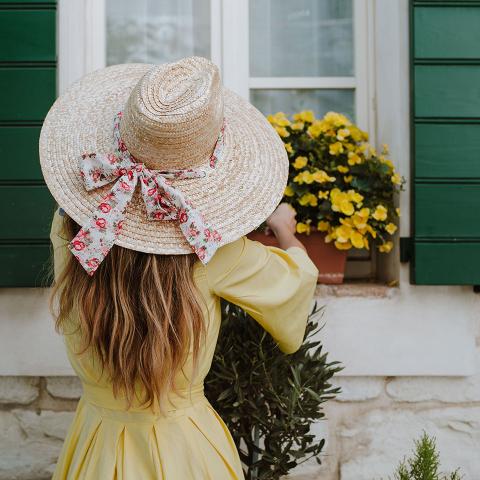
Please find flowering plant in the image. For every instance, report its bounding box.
[268,110,405,253]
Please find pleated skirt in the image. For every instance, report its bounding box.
[52,383,245,479]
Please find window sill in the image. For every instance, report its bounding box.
[315,282,397,298]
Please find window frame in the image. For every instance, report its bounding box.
[57,0,377,282]
[59,0,375,138]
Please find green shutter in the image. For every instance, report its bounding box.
[0,1,56,287]
[411,1,480,285]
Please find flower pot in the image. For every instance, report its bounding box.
[246,230,347,284]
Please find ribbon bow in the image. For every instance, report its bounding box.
[68,112,224,276]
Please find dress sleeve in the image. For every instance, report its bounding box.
[49,207,69,282]
[204,236,319,354]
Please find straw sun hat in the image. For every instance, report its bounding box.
[39,56,288,275]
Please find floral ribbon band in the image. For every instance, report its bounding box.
[68,111,225,276]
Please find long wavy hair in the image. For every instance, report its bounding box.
[49,212,207,413]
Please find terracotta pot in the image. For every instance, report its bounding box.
[246,230,347,284]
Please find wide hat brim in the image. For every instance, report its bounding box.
[39,63,289,255]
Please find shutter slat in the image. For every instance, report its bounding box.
[415,123,480,178]
[0,244,51,287]
[0,10,55,62]
[0,186,55,239]
[415,184,480,237]
[414,7,480,58]
[0,67,55,121]
[0,127,42,180]
[415,65,480,118]
[414,243,480,285]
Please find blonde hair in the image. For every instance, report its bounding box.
[49,213,207,413]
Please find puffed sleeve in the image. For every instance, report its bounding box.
[205,236,319,354]
[49,207,69,282]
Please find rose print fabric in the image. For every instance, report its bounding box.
[68,112,225,276]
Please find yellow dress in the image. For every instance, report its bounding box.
[49,208,319,479]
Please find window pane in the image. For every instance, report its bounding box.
[250,89,355,120]
[249,0,353,77]
[106,0,210,65]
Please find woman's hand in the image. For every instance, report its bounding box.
[266,203,306,251]
[266,203,297,236]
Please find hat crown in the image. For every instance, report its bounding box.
[120,56,224,170]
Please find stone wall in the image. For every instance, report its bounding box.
[290,368,480,480]
[2,373,480,479]
[0,377,80,480]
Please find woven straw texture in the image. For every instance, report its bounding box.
[39,57,288,255]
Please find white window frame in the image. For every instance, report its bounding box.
[59,0,375,141]
[220,0,375,142]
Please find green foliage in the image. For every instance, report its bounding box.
[204,301,342,480]
[391,432,462,480]
[268,110,405,253]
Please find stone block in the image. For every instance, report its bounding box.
[0,377,39,405]
[46,376,83,400]
[334,377,384,402]
[0,409,73,480]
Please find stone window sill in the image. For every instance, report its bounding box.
[315,282,397,298]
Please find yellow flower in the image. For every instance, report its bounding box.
[366,224,377,238]
[312,169,336,183]
[329,142,344,156]
[340,199,354,215]
[372,204,388,221]
[335,225,353,243]
[348,189,364,204]
[379,241,393,253]
[382,143,390,155]
[317,220,330,231]
[285,143,293,154]
[335,240,352,250]
[293,171,314,184]
[291,121,305,131]
[391,173,402,185]
[337,165,349,173]
[396,207,401,216]
[293,156,308,169]
[324,111,351,127]
[353,214,367,230]
[330,189,355,216]
[344,175,353,183]
[296,222,311,234]
[267,112,290,127]
[347,152,362,166]
[350,231,365,249]
[369,146,377,157]
[385,222,397,235]
[337,128,350,141]
[349,126,368,142]
[318,190,329,199]
[359,207,370,218]
[345,143,355,152]
[284,185,294,197]
[293,110,315,124]
[299,193,318,207]
[275,126,290,138]
[307,120,330,138]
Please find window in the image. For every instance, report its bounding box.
[249,0,355,119]
[106,0,211,65]
[61,0,374,281]
[103,0,373,135]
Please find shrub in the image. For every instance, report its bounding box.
[205,301,342,479]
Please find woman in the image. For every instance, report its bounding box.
[41,56,318,479]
